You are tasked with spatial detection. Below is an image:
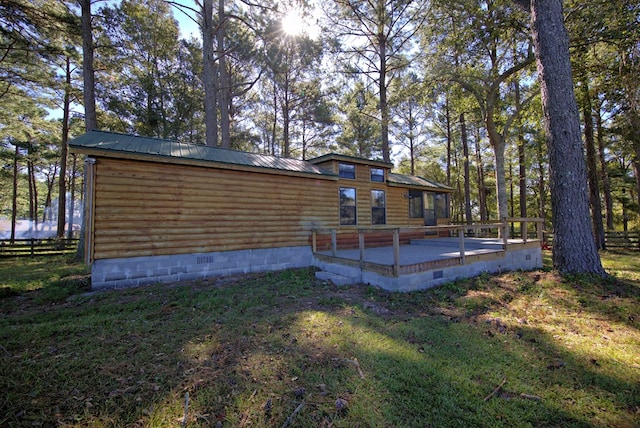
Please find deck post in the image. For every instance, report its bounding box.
[312,230,317,253]
[502,219,509,249]
[458,229,465,264]
[537,220,543,241]
[523,220,528,243]
[331,230,337,257]
[359,231,365,268]
[393,229,400,276]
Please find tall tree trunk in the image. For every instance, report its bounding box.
[68,154,77,239]
[378,22,390,162]
[475,129,488,222]
[282,78,291,158]
[492,136,508,222]
[217,0,231,148]
[409,131,415,175]
[514,80,527,218]
[536,135,547,223]
[77,0,96,260]
[460,113,472,225]
[408,99,416,175]
[595,105,614,230]
[525,0,605,275]
[80,0,97,131]
[42,168,56,230]
[57,56,71,238]
[581,77,605,249]
[518,135,527,218]
[11,144,19,243]
[634,158,640,213]
[271,77,278,155]
[202,0,218,147]
[486,93,509,223]
[446,97,452,186]
[27,158,37,231]
[509,162,515,236]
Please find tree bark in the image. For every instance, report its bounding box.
[445,97,452,186]
[514,79,527,218]
[525,0,605,275]
[217,0,231,148]
[57,56,71,238]
[378,30,390,162]
[80,0,97,131]
[68,154,77,239]
[595,105,614,230]
[475,128,488,222]
[536,135,546,223]
[202,0,218,147]
[634,158,640,213]
[11,144,19,243]
[460,113,472,225]
[580,77,605,249]
[27,156,37,230]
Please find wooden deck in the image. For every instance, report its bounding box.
[315,237,541,277]
[312,220,544,291]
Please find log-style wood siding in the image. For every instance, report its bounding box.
[90,155,443,260]
[92,158,338,259]
[314,159,424,228]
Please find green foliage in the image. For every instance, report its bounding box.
[336,81,382,159]
[97,0,199,140]
[1,0,639,240]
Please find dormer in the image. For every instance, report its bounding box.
[308,153,393,183]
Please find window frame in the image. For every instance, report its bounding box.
[408,190,423,219]
[370,167,385,182]
[339,187,357,225]
[435,193,449,219]
[371,189,386,225]
[338,163,356,179]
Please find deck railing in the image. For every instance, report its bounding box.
[312,218,544,276]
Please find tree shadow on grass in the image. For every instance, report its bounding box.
[1,267,639,427]
[334,308,639,428]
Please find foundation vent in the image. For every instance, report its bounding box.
[197,255,216,265]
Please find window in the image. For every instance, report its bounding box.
[409,190,423,218]
[371,190,386,225]
[339,163,355,179]
[424,192,436,226]
[339,187,357,225]
[370,167,384,182]
[435,193,449,219]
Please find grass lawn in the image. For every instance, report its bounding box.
[0,251,638,427]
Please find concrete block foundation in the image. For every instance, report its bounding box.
[312,245,542,292]
[91,246,314,290]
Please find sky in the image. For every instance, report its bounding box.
[167,0,322,41]
[167,0,201,40]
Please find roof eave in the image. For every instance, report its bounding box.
[69,145,339,181]
[309,153,394,169]
[386,181,454,192]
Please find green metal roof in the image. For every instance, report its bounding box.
[68,131,335,177]
[309,153,394,169]
[68,131,451,190]
[387,172,453,192]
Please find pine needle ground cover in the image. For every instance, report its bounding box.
[0,252,638,427]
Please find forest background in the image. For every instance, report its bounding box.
[1,0,639,249]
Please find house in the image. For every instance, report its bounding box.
[69,131,453,289]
